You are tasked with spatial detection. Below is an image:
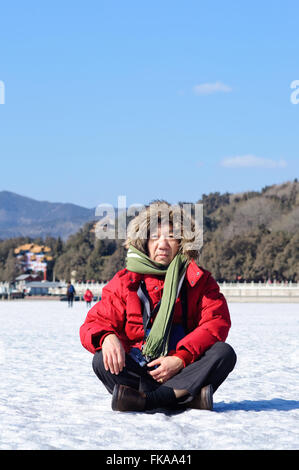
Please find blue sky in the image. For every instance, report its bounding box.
[0,0,298,209]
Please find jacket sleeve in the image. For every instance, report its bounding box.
[79,274,127,354]
[173,275,231,366]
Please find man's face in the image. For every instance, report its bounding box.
[147,225,180,265]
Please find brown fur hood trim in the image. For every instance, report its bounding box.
[124,200,203,262]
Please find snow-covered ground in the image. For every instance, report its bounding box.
[0,299,298,450]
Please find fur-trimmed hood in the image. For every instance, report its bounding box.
[124,200,203,262]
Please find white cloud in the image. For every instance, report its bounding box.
[193,81,232,95]
[221,155,287,169]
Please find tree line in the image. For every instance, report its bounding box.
[0,182,298,283]
[0,216,297,284]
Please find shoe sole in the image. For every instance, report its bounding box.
[201,384,213,410]
[111,384,120,411]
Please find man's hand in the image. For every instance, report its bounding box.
[101,334,126,375]
[147,356,183,383]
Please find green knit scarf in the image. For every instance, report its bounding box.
[126,245,188,361]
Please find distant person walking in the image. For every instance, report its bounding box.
[67,282,76,307]
[84,288,93,308]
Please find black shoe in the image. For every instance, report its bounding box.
[111,384,146,412]
[186,384,213,411]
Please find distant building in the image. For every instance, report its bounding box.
[15,273,43,291]
[14,243,53,280]
[25,281,61,296]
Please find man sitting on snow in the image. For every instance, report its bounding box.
[80,201,236,412]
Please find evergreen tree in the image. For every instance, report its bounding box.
[3,249,21,283]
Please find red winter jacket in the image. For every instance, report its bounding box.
[79,260,231,367]
[84,290,93,302]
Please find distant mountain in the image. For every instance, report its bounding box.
[0,191,96,240]
[199,179,299,241]
[0,181,298,282]
[196,180,299,281]
[1,180,298,242]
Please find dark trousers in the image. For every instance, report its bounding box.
[92,342,237,400]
